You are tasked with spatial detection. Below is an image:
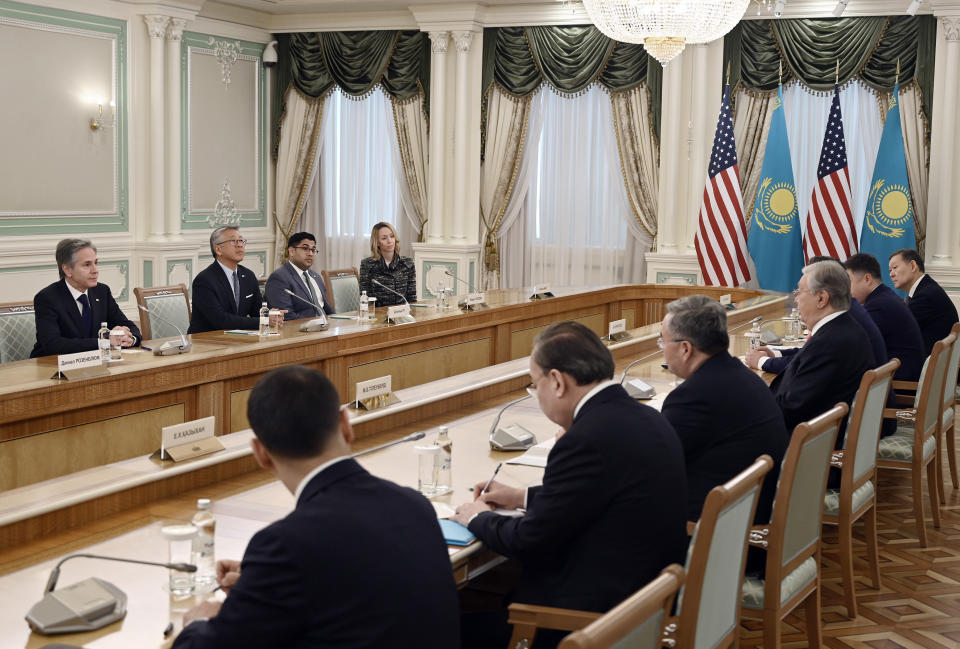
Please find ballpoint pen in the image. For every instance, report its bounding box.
[480,462,503,495]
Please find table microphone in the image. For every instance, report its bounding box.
[727,315,763,334]
[283,289,328,331]
[372,279,416,323]
[618,350,662,400]
[137,305,191,355]
[489,394,537,451]
[444,270,488,309]
[27,553,197,635]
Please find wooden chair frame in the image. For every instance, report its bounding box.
[506,565,685,649]
[133,284,190,341]
[822,359,899,618]
[666,455,774,649]
[741,403,848,649]
[879,333,954,547]
[321,267,359,313]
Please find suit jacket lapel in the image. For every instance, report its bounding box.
[58,280,86,335]
[285,264,310,301]
[89,286,105,328]
[211,262,238,314]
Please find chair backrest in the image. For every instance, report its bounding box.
[846,359,900,486]
[916,333,955,441]
[677,456,774,649]
[0,302,36,363]
[768,403,847,577]
[940,323,960,415]
[133,285,191,340]
[559,565,684,649]
[322,267,360,313]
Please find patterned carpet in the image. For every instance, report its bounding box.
[740,449,960,649]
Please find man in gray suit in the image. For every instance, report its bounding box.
[265,232,333,320]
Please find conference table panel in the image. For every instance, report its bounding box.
[0,285,772,491]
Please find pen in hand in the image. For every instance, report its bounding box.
[480,462,503,496]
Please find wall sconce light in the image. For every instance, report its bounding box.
[90,101,115,132]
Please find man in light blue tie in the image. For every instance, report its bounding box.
[188,226,265,334]
[264,232,334,320]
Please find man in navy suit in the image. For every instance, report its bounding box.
[264,232,333,320]
[452,321,686,649]
[188,226,266,334]
[174,366,460,649]
[889,248,959,356]
[746,256,886,377]
[845,253,924,382]
[769,260,874,447]
[660,295,786,527]
[31,238,140,358]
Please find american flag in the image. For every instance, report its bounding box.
[803,86,857,262]
[694,86,751,287]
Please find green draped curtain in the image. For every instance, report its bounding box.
[724,16,936,123]
[272,30,430,153]
[481,26,663,140]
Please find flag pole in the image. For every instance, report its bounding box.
[778,59,782,86]
[835,59,839,85]
[726,60,731,87]
[895,58,900,85]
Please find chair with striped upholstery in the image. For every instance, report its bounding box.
[0,302,36,363]
[321,267,360,314]
[740,403,847,649]
[133,285,191,341]
[823,359,899,618]
[878,332,954,546]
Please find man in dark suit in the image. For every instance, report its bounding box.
[845,253,924,382]
[174,366,459,649]
[660,295,787,526]
[769,260,874,447]
[264,232,333,320]
[187,226,265,334]
[889,248,959,355]
[31,238,140,357]
[452,321,686,648]
[746,257,886,377]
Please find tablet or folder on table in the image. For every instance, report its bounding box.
[439,519,476,546]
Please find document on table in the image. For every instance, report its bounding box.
[505,436,556,468]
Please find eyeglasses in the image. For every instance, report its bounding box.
[217,238,247,247]
[525,383,537,398]
[292,245,319,254]
[656,337,687,350]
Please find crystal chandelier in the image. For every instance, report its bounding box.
[581,0,751,66]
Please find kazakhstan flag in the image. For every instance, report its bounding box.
[748,86,803,293]
[860,82,915,294]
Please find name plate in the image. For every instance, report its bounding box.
[53,350,108,380]
[355,375,400,410]
[530,283,555,300]
[160,416,223,462]
[606,318,631,342]
[719,293,732,305]
[386,304,411,319]
[465,292,485,306]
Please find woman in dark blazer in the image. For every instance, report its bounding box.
[358,222,417,307]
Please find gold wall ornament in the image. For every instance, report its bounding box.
[581,0,751,66]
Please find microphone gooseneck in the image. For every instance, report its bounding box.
[283,288,328,327]
[138,304,190,351]
[372,279,410,308]
[488,394,533,437]
[618,350,665,384]
[45,553,197,593]
[352,431,426,458]
[444,269,472,291]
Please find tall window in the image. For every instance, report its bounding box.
[302,87,406,271]
[501,86,647,288]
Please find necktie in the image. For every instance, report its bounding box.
[303,271,321,315]
[232,271,240,312]
[78,294,93,336]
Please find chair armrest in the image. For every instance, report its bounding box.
[830,450,845,468]
[890,393,915,407]
[884,407,916,422]
[507,603,601,633]
[748,525,770,548]
[892,380,919,391]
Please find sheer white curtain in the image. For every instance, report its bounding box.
[500,86,644,289]
[301,87,410,272]
[782,80,883,240]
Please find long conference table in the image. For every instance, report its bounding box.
[0,285,789,648]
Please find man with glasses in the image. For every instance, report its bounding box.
[264,232,333,320]
[768,260,874,446]
[659,295,786,530]
[188,226,265,334]
[451,321,686,649]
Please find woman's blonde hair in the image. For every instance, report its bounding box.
[369,221,400,261]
